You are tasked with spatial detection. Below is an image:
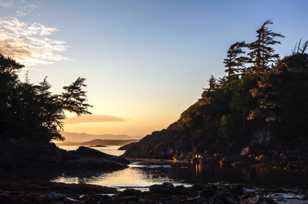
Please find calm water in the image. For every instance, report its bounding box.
[53,145,308,191]
[53,145,191,190]
[58,145,125,156]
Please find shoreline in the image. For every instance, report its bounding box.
[0,179,307,204]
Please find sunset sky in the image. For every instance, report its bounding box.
[1,0,307,138]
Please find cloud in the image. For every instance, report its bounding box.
[0,0,14,8]
[0,0,40,16]
[16,2,38,17]
[65,115,126,124]
[0,17,67,65]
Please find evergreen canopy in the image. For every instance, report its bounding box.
[0,54,91,142]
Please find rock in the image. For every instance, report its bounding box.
[229,185,245,196]
[65,157,126,170]
[74,146,129,165]
[81,194,111,204]
[118,189,142,197]
[65,196,79,203]
[0,191,11,204]
[0,142,129,173]
[257,198,277,204]
[200,188,216,198]
[149,182,175,194]
[63,146,129,171]
[173,185,187,194]
[119,142,137,151]
[47,192,66,200]
[240,193,277,204]
[240,193,260,204]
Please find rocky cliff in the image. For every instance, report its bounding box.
[123,54,308,160]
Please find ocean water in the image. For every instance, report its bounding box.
[52,145,308,192]
[58,145,125,156]
[53,145,190,190]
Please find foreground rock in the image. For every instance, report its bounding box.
[0,141,128,172]
[0,181,306,204]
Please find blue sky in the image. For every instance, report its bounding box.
[0,0,307,137]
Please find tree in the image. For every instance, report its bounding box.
[0,54,92,142]
[61,77,92,115]
[224,41,248,79]
[248,20,284,72]
[208,75,217,91]
[293,40,308,55]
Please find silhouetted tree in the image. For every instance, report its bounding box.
[208,75,217,91]
[248,20,284,72]
[224,41,248,79]
[61,77,92,115]
[0,54,91,142]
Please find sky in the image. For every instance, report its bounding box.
[0,0,307,138]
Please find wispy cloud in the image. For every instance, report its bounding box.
[0,17,67,65]
[65,115,126,124]
[16,3,38,17]
[0,0,14,8]
[0,0,40,17]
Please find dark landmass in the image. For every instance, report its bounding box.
[123,23,308,170]
[119,142,138,150]
[0,141,129,172]
[0,181,306,204]
[60,132,136,143]
[59,139,137,147]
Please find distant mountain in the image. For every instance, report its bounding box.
[58,132,136,143]
[60,139,137,147]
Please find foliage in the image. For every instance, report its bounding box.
[124,21,308,159]
[247,20,284,72]
[0,55,91,143]
[196,20,307,152]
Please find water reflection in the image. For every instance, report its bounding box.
[52,163,191,190]
[51,145,308,190]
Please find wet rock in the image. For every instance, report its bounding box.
[149,182,174,194]
[200,185,217,198]
[257,198,277,204]
[47,192,66,200]
[229,185,245,196]
[241,193,260,204]
[65,197,79,203]
[173,185,187,194]
[240,193,277,204]
[81,194,111,204]
[118,189,142,197]
[0,191,11,204]
[210,192,238,204]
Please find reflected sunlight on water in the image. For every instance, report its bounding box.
[52,145,308,190]
[53,164,190,191]
[58,145,125,156]
[53,145,190,190]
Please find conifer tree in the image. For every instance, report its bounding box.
[208,75,217,91]
[248,20,284,72]
[224,41,248,79]
[0,54,92,142]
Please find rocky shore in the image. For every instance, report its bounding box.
[0,141,129,172]
[0,180,307,204]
